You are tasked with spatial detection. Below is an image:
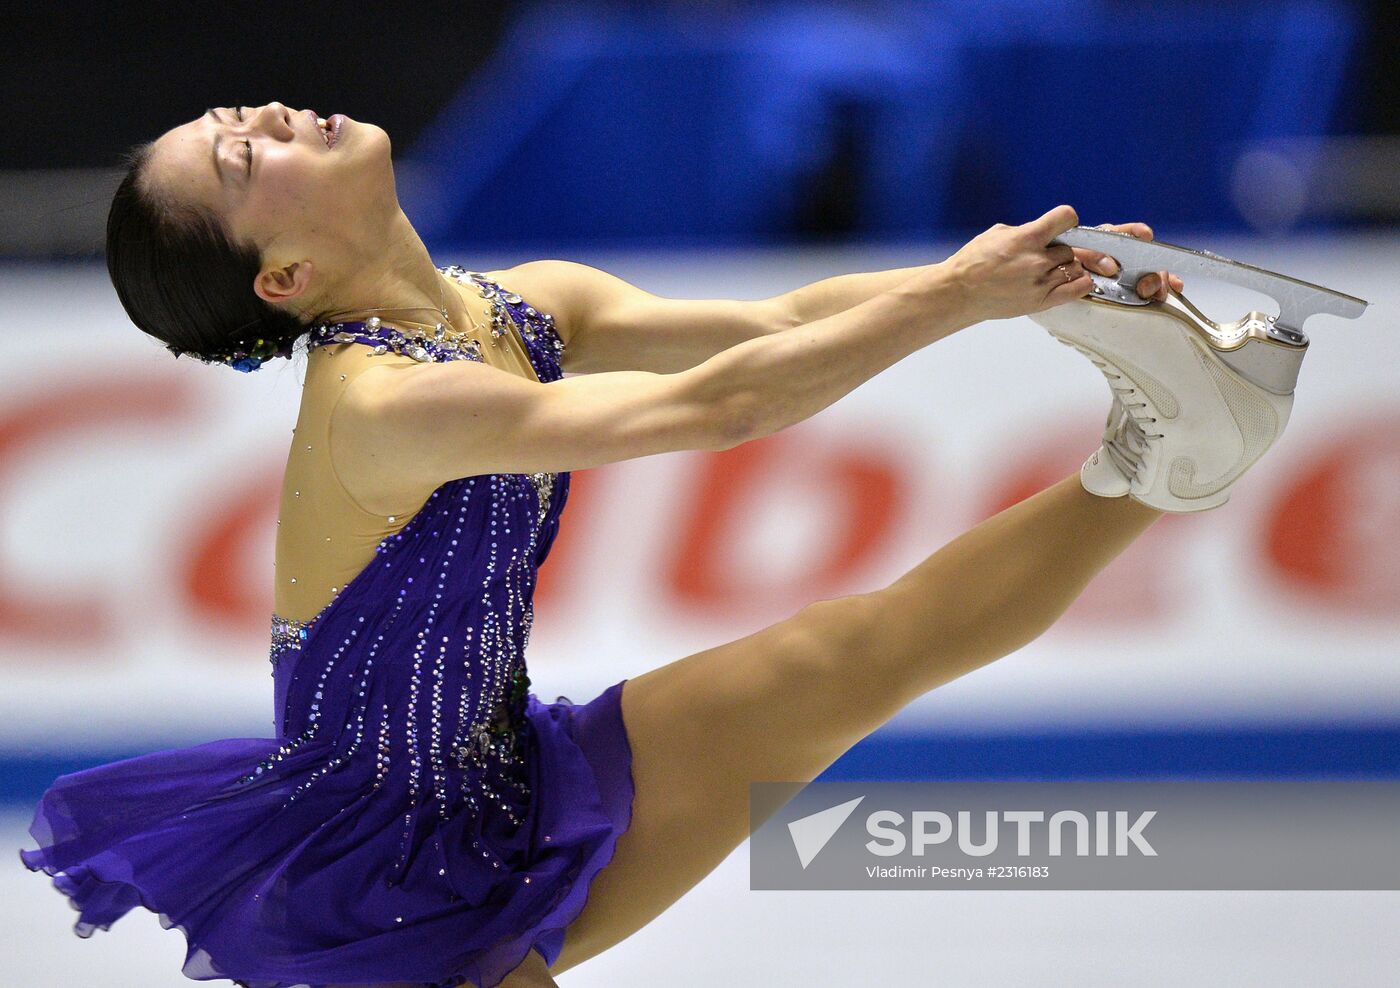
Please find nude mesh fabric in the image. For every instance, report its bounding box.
[274,276,544,625]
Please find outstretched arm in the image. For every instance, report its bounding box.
[491,221,1175,376]
[743,251,1068,340]
[744,221,1180,326]
[493,258,933,376]
[345,206,1092,491]
[772,262,934,326]
[343,264,974,486]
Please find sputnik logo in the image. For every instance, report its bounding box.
[787,795,865,868]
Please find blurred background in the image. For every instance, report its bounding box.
[4,2,1398,984]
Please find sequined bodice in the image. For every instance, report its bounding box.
[257,268,569,879]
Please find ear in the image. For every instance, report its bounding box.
[253,260,315,305]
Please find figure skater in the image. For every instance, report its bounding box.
[23,102,1289,988]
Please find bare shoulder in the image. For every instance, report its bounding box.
[480,259,644,350]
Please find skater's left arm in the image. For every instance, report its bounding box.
[772,221,1185,317]
[496,225,1180,376]
[495,258,947,376]
[770,222,1186,321]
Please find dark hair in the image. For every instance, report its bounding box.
[105,141,315,369]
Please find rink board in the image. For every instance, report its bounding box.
[0,237,1395,777]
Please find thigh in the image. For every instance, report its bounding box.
[549,592,900,975]
[498,947,559,987]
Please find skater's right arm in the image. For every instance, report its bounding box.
[340,282,971,486]
[338,206,1091,484]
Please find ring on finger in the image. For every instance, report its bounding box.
[1057,263,1072,284]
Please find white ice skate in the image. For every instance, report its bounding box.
[1031,227,1368,513]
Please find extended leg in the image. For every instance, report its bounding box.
[870,471,1163,706]
[496,948,559,987]
[549,472,1162,975]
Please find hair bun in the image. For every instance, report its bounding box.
[167,335,297,372]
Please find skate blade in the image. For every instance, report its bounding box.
[1048,226,1369,341]
[1037,289,1307,397]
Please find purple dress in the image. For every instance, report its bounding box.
[18,268,635,987]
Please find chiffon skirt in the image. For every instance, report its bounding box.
[17,680,634,988]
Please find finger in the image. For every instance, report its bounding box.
[1073,246,1120,275]
[1040,258,1086,285]
[1168,273,1184,292]
[1106,221,1153,241]
[1045,244,1076,266]
[1025,204,1080,243]
[1042,270,1095,308]
[1136,270,1175,300]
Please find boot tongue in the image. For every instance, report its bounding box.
[1081,445,1132,497]
[1087,389,1165,498]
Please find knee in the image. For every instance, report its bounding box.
[774,593,899,718]
[787,594,883,663]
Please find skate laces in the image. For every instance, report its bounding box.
[1102,400,1153,482]
[1090,356,1165,484]
[1055,338,1167,484]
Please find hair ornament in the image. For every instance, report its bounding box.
[166,335,295,372]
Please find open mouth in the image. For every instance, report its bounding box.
[308,111,345,150]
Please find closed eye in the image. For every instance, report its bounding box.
[243,139,253,171]
[234,109,252,174]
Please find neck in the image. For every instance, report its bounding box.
[312,210,474,331]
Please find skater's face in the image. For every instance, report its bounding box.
[142,102,397,300]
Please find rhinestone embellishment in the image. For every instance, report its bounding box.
[303,267,566,377]
[528,471,555,526]
[270,613,309,667]
[260,270,571,897]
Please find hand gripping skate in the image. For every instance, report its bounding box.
[1049,226,1369,395]
[1031,228,1370,512]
